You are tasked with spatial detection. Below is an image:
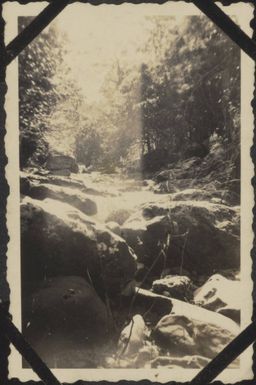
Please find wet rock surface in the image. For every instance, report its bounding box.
[194,274,240,323]
[25,182,97,215]
[21,196,137,296]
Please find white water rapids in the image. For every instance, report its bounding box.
[72,171,170,223]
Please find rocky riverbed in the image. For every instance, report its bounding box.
[20,156,240,370]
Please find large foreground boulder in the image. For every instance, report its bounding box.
[46,154,79,174]
[23,276,113,368]
[194,274,240,323]
[122,200,240,276]
[152,298,239,359]
[21,197,137,297]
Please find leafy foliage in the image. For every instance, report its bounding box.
[74,16,240,173]
[19,15,240,175]
[19,17,82,168]
[139,16,240,169]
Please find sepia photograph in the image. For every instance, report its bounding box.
[4,2,254,383]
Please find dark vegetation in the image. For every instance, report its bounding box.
[19,16,240,176]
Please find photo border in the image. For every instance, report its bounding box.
[0,1,255,384]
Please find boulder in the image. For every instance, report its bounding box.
[152,275,195,301]
[27,182,97,216]
[122,200,240,276]
[106,209,131,226]
[117,315,147,357]
[21,197,137,297]
[152,298,239,359]
[21,171,83,191]
[46,154,79,174]
[23,276,113,368]
[194,274,240,323]
[122,213,172,277]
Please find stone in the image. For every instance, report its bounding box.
[152,298,239,359]
[122,213,172,275]
[106,209,131,225]
[23,276,113,368]
[152,275,195,301]
[122,200,240,276]
[117,315,147,357]
[22,171,104,196]
[27,183,97,216]
[21,171,85,190]
[194,274,240,323]
[21,197,137,297]
[46,154,79,173]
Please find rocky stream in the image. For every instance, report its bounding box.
[20,152,241,370]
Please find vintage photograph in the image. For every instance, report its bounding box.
[4,2,254,383]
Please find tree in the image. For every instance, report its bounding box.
[19,17,83,168]
[138,15,240,169]
[75,122,102,167]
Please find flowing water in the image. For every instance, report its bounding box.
[74,171,170,223]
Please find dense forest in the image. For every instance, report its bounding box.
[19,15,240,176]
